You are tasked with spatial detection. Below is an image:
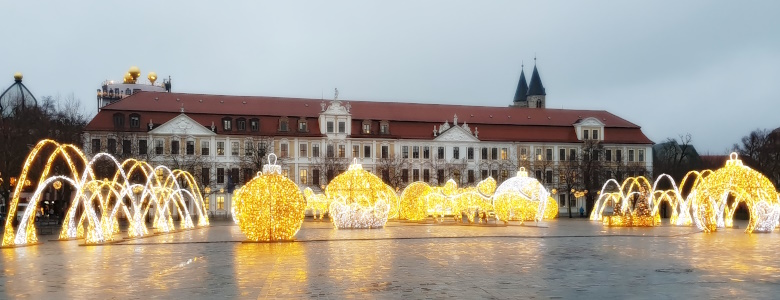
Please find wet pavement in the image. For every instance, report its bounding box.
[2,218,779,299]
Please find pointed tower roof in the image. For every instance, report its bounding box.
[527,65,546,96]
[512,67,528,103]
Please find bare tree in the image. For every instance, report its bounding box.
[579,140,605,214]
[557,157,581,218]
[376,154,410,189]
[312,155,349,187]
[734,128,780,187]
[653,133,700,188]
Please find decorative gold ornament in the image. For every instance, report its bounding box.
[148,72,157,85]
[236,154,306,241]
[53,180,62,190]
[325,159,394,228]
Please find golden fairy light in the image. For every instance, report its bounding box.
[325,159,394,228]
[235,154,306,241]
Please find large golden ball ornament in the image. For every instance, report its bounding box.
[128,66,141,80]
[476,177,497,197]
[236,155,306,241]
[123,73,133,84]
[13,72,23,81]
[148,72,157,85]
[399,181,432,220]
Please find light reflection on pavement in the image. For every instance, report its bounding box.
[2,219,779,299]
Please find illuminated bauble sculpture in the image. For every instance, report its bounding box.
[236,154,306,241]
[493,168,551,222]
[326,159,393,228]
[399,181,432,221]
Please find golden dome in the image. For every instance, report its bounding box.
[123,72,133,84]
[148,72,157,85]
[128,66,140,81]
[13,72,22,82]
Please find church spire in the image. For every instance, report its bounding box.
[513,62,528,103]
[527,64,546,96]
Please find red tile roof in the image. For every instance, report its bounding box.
[87,91,653,144]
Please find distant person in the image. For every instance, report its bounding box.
[579,206,585,217]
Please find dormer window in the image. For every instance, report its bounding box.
[583,130,590,140]
[362,121,371,134]
[129,113,140,128]
[113,113,124,128]
[279,117,289,132]
[380,121,389,134]
[250,118,259,131]
[222,117,232,131]
[592,129,599,140]
[338,121,346,133]
[298,118,308,132]
[236,118,246,131]
[327,121,334,133]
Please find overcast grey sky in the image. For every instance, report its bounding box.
[1,1,778,154]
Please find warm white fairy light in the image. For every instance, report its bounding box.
[325,159,394,229]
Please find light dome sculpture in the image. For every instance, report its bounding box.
[692,153,780,233]
[493,168,551,223]
[1,72,37,118]
[325,159,393,228]
[235,154,306,241]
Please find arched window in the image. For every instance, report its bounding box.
[129,113,141,128]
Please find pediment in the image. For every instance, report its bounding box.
[574,117,605,127]
[434,126,479,142]
[150,114,216,136]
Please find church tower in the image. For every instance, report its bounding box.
[512,65,528,106]
[526,63,546,108]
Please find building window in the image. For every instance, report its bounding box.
[402,146,409,159]
[236,118,246,131]
[412,146,419,159]
[298,119,307,132]
[338,145,346,158]
[139,140,147,155]
[570,197,577,208]
[279,118,289,132]
[129,114,140,128]
[353,145,360,158]
[481,169,488,180]
[280,143,289,158]
[570,149,577,161]
[481,148,488,160]
[437,169,445,184]
[364,145,371,158]
[312,169,320,186]
[312,144,320,157]
[217,141,225,155]
[628,149,635,162]
[362,122,371,134]
[559,194,566,207]
[327,121,334,133]
[453,147,460,159]
[546,149,553,161]
[467,147,474,160]
[423,169,430,182]
[155,139,164,155]
[338,121,346,133]
[380,121,389,134]
[217,168,225,184]
[560,148,566,161]
[413,169,420,181]
[501,148,508,160]
[520,147,529,160]
[605,149,612,161]
[245,142,253,157]
[616,149,623,162]
[491,148,498,160]
[121,140,131,155]
[113,113,124,128]
[300,169,308,184]
[222,118,232,131]
[437,147,445,159]
[468,170,475,184]
[592,129,599,140]
[183,140,193,155]
[90,139,100,153]
[171,140,180,155]
[536,148,542,161]
[381,145,389,158]
[545,170,553,184]
[107,138,116,154]
[217,196,225,210]
[535,169,542,180]
[638,149,645,162]
[300,143,308,158]
[583,129,589,140]
[201,168,210,186]
[327,145,334,158]
[422,146,430,159]
[250,118,259,131]
[231,141,239,156]
[402,169,409,183]
[201,141,210,155]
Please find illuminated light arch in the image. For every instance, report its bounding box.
[2,140,209,247]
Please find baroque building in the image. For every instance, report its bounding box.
[84,65,653,216]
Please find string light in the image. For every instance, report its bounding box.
[235,154,306,241]
[303,187,330,220]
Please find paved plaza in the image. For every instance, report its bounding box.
[2,218,779,299]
